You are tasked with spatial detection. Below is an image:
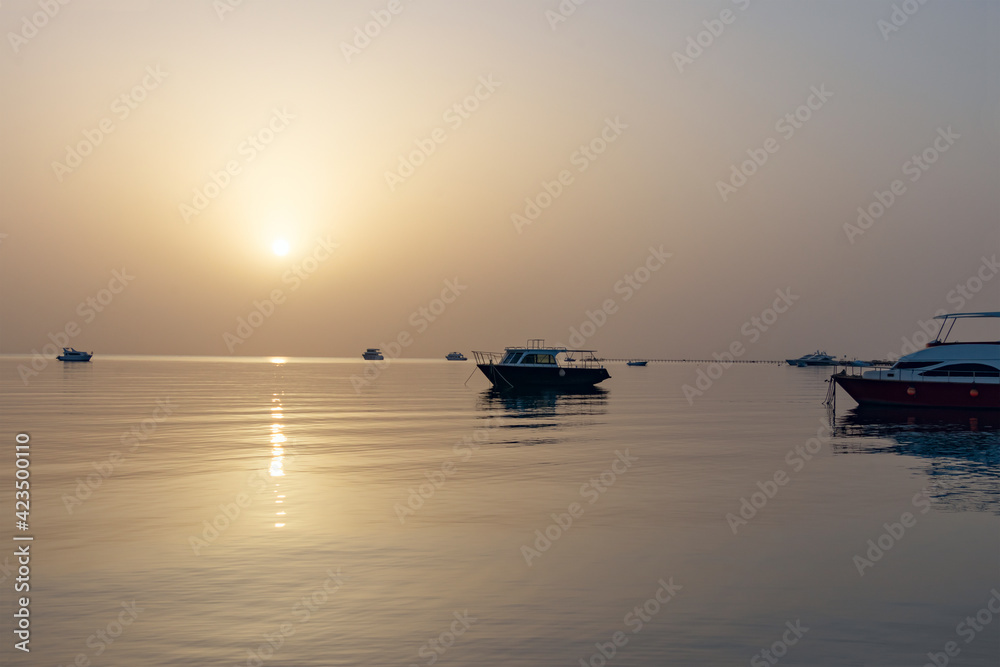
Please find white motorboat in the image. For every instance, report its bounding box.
[57,347,93,362]
[833,312,999,409]
[786,351,839,367]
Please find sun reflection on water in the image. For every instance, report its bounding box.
[269,387,288,528]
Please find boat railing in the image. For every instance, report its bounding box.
[561,352,605,369]
[473,351,503,365]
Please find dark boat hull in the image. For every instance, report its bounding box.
[834,375,1000,410]
[477,363,610,389]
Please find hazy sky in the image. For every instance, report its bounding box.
[2,0,998,359]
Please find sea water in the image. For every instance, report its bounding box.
[0,357,997,666]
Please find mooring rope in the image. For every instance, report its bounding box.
[491,362,515,389]
[823,376,836,407]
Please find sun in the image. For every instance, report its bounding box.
[271,238,290,256]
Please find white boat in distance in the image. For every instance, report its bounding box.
[362,348,384,360]
[57,347,92,362]
[445,352,467,361]
[786,351,839,367]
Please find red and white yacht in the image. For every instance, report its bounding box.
[833,312,999,410]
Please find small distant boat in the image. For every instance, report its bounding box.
[362,348,384,360]
[445,352,468,361]
[57,347,92,362]
[833,312,999,410]
[786,351,839,367]
[473,339,610,389]
[627,360,648,367]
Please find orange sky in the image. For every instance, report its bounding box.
[1,0,998,359]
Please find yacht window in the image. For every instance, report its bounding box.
[893,361,940,369]
[921,363,1000,378]
[501,351,519,364]
[510,353,525,364]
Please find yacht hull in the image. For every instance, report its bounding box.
[786,360,838,366]
[477,363,610,389]
[834,375,1000,410]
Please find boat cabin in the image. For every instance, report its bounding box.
[501,350,557,365]
[474,340,602,368]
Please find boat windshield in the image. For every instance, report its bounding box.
[520,353,556,365]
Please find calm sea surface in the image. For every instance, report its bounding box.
[1,357,997,666]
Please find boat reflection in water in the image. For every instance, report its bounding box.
[475,386,608,447]
[833,406,1000,514]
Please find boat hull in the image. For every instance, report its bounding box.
[833,375,1000,410]
[477,363,610,389]
[787,360,838,366]
[57,355,92,362]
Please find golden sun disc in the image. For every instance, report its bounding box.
[271,238,290,256]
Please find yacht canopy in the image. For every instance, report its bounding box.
[933,312,1000,319]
